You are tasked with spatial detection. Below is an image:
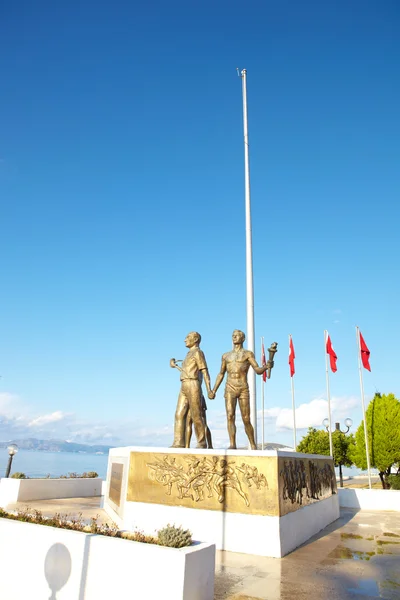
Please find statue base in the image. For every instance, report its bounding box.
[103,446,339,557]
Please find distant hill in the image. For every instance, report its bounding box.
[0,438,112,454]
[239,442,294,451]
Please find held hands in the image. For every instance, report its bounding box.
[208,390,216,400]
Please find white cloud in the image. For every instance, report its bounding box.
[28,411,68,427]
[0,388,364,450]
[0,393,24,417]
[256,396,360,431]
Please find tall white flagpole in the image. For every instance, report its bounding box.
[324,330,334,457]
[356,326,372,489]
[289,335,297,449]
[261,337,265,451]
[239,68,257,446]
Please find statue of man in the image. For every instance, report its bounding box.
[212,330,270,450]
[170,332,215,449]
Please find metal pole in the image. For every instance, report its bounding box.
[356,326,372,489]
[261,337,265,451]
[291,374,297,450]
[240,68,257,446]
[5,455,13,478]
[324,330,334,457]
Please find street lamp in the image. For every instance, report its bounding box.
[5,444,18,478]
[322,419,353,488]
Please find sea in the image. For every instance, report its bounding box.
[0,449,377,481]
[0,449,109,480]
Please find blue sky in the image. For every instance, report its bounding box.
[1,1,399,449]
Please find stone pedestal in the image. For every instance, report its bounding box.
[103,447,339,557]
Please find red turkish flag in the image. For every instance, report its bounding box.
[359,331,371,371]
[261,341,267,382]
[326,335,337,373]
[289,337,295,377]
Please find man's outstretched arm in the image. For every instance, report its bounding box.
[170,358,182,371]
[212,357,227,394]
[248,352,269,375]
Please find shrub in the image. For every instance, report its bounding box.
[120,530,158,544]
[0,506,119,536]
[387,475,400,490]
[59,471,98,479]
[157,524,192,548]
[0,507,192,548]
[11,472,27,479]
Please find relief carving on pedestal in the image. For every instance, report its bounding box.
[147,455,268,507]
[280,459,336,507]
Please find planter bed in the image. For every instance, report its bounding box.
[0,517,215,600]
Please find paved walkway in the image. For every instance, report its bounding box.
[8,498,400,598]
[7,496,109,524]
[215,508,400,600]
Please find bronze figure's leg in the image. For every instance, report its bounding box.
[187,407,212,449]
[171,389,189,448]
[225,394,238,449]
[201,395,213,449]
[185,380,207,449]
[205,424,213,449]
[185,412,193,448]
[238,395,257,450]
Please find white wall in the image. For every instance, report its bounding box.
[338,488,400,511]
[0,518,215,600]
[279,495,340,556]
[104,494,340,558]
[0,477,102,507]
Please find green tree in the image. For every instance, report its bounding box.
[350,393,400,489]
[297,426,355,487]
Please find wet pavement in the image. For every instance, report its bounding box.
[215,508,400,599]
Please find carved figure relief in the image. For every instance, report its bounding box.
[147,455,268,507]
[280,460,336,505]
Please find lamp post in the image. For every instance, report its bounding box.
[5,444,18,478]
[323,418,352,488]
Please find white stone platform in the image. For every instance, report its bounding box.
[103,446,339,558]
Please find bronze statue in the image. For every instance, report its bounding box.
[212,330,271,450]
[185,373,213,449]
[170,332,214,449]
[266,342,278,379]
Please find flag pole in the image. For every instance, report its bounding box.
[324,330,334,457]
[289,334,297,450]
[356,326,372,489]
[261,336,265,451]
[239,67,257,447]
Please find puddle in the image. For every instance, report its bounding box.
[348,578,400,597]
[327,545,376,560]
[347,579,380,596]
[341,533,363,540]
[381,580,400,590]
[376,547,393,555]
[377,540,400,546]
